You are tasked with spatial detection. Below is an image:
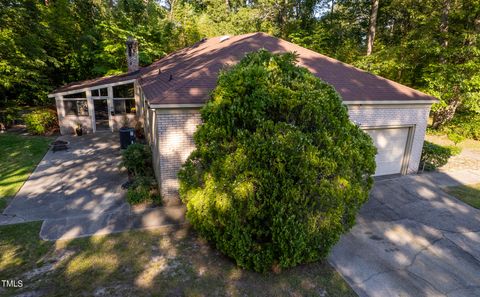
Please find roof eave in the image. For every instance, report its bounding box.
[343,99,438,105]
[48,78,137,98]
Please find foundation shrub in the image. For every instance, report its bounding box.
[121,143,154,177]
[126,176,161,205]
[121,143,161,205]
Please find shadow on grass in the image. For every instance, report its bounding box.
[0,223,355,297]
[444,183,480,209]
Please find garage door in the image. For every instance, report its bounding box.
[365,127,410,176]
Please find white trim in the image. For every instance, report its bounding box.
[148,100,436,109]
[107,86,114,131]
[86,89,95,133]
[148,103,204,109]
[48,79,137,98]
[343,100,437,105]
[347,104,433,110]
[61,98,88,101]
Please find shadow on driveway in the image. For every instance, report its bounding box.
[1,132,185,240]
[3,132,128,221]
[329,169,480,297]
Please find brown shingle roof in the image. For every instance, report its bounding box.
[51,70,141,94]
[51,33,437,104]
[139,33,437,105]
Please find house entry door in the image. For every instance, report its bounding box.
[94,99,109,130]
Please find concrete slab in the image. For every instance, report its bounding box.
[329,170,480,297]
[1,132,186,240]
[40,205,186,241]
[3,132,128,222]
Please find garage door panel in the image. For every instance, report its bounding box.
[365,127,409,176]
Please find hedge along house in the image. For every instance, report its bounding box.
[49,33,437,205]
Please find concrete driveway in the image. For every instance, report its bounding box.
[1,132,185,240]
[3,132,128,221]
[329,169,480,297]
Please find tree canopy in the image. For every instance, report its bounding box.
[1,0,479,130]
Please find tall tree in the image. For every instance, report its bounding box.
[366,0,379,55]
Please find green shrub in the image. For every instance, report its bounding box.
[420,141,458,171]
[448,145,462,156]
[2,106,22,127]
[23,108,57,135]
[127,176,161,205]
[178,50,377,272]
[438,112,480,140]
[447,132,465,145]
[121,143,154,177]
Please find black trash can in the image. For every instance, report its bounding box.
[119,127,135,149]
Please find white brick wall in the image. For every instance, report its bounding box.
[156,109,202,203]
[152,104,431,201]
[347,104,431,174]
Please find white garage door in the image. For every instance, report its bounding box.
[365,127,410,176]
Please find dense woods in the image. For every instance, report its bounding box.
[0,0,479,131]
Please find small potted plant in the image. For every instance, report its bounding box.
[75,122,83,136]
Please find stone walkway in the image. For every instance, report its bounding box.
[0,132,185,240]
[329,169,480,297]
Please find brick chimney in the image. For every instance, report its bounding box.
[126,36,139,72]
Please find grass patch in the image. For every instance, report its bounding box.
[0,133,52,211]
[0,221,53,278]
[444,183,480,209]
[0,223,356,297]
[425,134,480,151]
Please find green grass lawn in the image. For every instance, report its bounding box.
[445,183,480,209]
[0,133,52,211]
[0,223,356,297]
[425,134,480,151]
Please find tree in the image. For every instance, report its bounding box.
[353,0,480,129]
[178,50,376,272]
[366,0,379,55]
[1,0,478,135]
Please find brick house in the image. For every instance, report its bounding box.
[49,33,437,205]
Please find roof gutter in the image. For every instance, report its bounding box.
[147,100,437,109]
[48,79,137,98]
[148,103,204,109]
[343,99,438,105]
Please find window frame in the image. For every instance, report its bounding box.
[63,98,89,116]
[113,83,134,99]
[91,87,108,98]
[112,83,135,115]
[113,98,136,115]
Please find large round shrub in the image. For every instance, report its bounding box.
[179,50,376,272]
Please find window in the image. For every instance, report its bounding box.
[64,100,89,116]
[91,88,108,97]
[113,83,134,98]
[112,83,135,115]
[114,99,136,114]
[63,91,86,99]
